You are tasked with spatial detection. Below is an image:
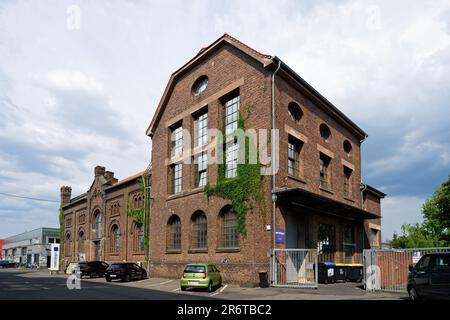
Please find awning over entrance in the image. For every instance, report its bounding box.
[275,187,380,220]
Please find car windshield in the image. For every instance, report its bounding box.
[109,264,125,270]
[184,265,206,273]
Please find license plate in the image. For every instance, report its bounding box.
[188,280,198,285]
[110,275,117,278]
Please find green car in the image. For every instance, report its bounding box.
[180,263,222,292]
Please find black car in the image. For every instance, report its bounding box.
[78,261,109,278]
[407,252,450,300]
[105,263,147,282]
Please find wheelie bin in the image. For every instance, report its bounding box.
[334,263,347,282]
[318,262,335,284]
[346,264,363,282]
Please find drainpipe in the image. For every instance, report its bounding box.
[360,134,368,253]
[271,59,282,272]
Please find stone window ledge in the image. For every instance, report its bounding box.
[166,249,182,254]
[216,248,240,253]
[188,249,208,254]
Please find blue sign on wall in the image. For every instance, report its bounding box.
[275,229,285,244]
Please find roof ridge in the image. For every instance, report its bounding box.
[223,33,272,59]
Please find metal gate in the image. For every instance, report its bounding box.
[272,249,318,288]
[363,247,450,293]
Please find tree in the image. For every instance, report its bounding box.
[390,175,450,248]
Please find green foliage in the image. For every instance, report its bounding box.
[204,110,266,236]
[126,173,151,261]
[126,176,145,224]
[390,175,450,248]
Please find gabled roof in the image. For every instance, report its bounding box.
[107,170,146,189]
[146,33,368,139]
[146,34,272,137]
[62,170,148,209]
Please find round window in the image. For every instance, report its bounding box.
[320,123,331,141]
[192,76,209,96]
[343,140,352,155]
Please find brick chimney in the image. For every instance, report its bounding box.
[105,171,118,184]
[94,165,106,177]
[60,186,72,207]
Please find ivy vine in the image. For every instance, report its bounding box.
[204,108,266,236]
[126,173,151,260]
[126,177,145,225]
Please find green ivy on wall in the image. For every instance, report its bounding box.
[204,109,266,236]
[126,173,151,261]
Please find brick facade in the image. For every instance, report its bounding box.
[147,34,385,285]
[61,166,147,270]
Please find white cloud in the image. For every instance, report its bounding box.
[381,195,426,241]
[45,69,104,94]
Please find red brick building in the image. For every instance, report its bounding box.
[60,166,150,270]
[146,34,385,285]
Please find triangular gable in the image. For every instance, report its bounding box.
[145,33,273,137]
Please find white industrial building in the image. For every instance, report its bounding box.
[2,227,60,268]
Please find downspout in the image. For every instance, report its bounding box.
[271,59,282,282]
[360,135,368,254]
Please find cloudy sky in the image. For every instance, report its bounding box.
[0,0,449,240]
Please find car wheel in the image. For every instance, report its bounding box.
[409,287,421,301]
[125,275,131,282]
[181,286,186,291]
[207,281,213,293]
[106,277,112,282]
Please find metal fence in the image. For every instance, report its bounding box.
[272,249,318,288]
[363,247,450,293]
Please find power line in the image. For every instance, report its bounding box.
[0,192,59,203]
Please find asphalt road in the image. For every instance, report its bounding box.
[0,269,214,300]
[0,269,406,300]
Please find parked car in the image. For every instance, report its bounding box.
[105,263,147,282]
[180,263,222,292]
[0,260,18,268]
[407,252,450,300]
[78,261,109,278]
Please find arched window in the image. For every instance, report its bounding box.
[288,102,303,123]
[167,215,181,251]
[94,211,103,239]
[65,233,71,257]
[191,211,207,250]
[134,223,145,252]
[78,231,85,256]
[320,123,331,141]
[110,224,120,254]
[343,140,352,156]
[219,206,239,249]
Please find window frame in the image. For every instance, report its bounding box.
[110,225,120,254]
[191,212,208,250]
[319,154,331,190]
[343,166,353,197]
[170,162,183,194]
[167,216,182,251]
[194,152,208,188]
[170,124,183,159]
[219,206,240,250]
[287,136,301,177]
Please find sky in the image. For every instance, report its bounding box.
[0,0,449,241]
